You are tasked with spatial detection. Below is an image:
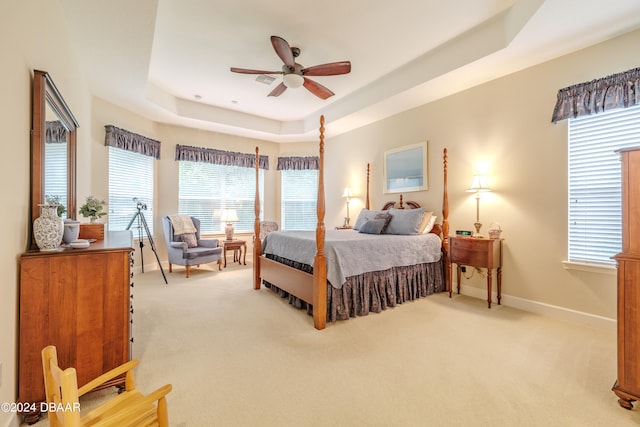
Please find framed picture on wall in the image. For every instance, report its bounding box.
[383,141,428,194]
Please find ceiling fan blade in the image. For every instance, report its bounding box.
[271,36,295,68]
[230,67,283,75]
[303,61,351,76]
[268,82,287,97]
[303,78,335,100]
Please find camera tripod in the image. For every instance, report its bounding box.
[126,198,168,284]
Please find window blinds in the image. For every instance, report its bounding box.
[108,147,154,237]
[568,104,640,265]
[178,161,263,234]
[280,169,318,231]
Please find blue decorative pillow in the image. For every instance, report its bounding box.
[358,219,387,235]
[385,207,426,235]
[374,212,392,234]
[353,208,385,230]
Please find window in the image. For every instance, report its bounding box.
[44,141,68,219]
[178,161,263,234]
[281,169,318,230]
[108,147,154,237]
[568,104,640,266]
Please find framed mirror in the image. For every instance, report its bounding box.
[30,70,79,247]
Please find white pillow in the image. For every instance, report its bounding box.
[422,214,438,234]
[417,211,434,233]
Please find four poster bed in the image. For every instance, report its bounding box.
[252,116,450,330]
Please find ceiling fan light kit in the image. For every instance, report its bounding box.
[283,73,304,88]
[230,35,351,99]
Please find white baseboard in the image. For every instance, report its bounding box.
[458,286,616,331]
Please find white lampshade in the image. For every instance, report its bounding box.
[283,73,304,88]
[342,187,352,199]
[220,209,239,223]
[467,174,491,192]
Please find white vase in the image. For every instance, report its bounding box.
[62,219,81,244]
[33,204,64,251]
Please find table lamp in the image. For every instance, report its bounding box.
[467,174,491,237]
[342,187,352,227]
[220,209,239,240]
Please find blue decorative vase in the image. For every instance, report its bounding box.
[33,204,64,251]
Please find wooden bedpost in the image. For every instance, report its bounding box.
[442,148,451,296]
[313,116,327,330]
[253,146,262,290]
[366,163,370,210]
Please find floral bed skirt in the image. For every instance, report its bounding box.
[263,254,446,322]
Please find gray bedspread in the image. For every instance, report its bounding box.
[262,229,442,289]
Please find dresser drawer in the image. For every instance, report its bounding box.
[450,237,491,252]
[449,236,501,268]
[450,247,489,266]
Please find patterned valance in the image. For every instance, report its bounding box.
[104,125,161,159]
[45,121,67,144]
[551,66,640,123]
[277,156,320,170]
[175,144,269,170]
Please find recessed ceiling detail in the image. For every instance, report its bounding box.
[61,0,640,142]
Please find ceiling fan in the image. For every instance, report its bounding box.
[230,35,351,100]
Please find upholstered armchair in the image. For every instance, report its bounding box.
[257,220,279,241]
[162,216,222,278]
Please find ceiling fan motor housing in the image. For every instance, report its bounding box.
[282,63,304,76]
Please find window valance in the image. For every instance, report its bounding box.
[551,66,640,123]
[277,156,320,170]
[175,144,269,170]
[104,125,161,159]
[45,121,67,144]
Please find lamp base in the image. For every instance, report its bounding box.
[343,217,350,227]
[472,221,483,238]
[225,223,235,241]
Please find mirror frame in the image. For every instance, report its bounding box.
[31,70,79,246]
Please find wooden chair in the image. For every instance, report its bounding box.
[41,345,172,427]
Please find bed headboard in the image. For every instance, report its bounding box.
[381,194,419,210]
[378,195,442,237]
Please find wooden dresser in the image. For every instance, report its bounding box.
[613,147,640,410]
[18,230,134,423]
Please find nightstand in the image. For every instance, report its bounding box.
[448,236,503,308]
[335,226,353,230]
[223,239,246,267]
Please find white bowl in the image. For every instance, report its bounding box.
[70,239,90,249]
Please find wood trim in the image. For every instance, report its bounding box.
[253,147,262,290]
[312,116,327,330]
[260,257,313,303]
[366,163,370,210]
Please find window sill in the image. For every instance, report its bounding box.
[562,261,616,275]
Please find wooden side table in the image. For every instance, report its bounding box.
[223,239,246,267]
[335,226,353,230]
[448,236,503,308]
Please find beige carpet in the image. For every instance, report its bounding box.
[28,260,640,426]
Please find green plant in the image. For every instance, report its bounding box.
[45,195,66,217]
[79,196,107,220]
